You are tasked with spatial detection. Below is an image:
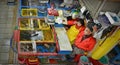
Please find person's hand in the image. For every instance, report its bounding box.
[84,51,88,55]
[62,20,67,24]
[93,25,97,32]
[64,26,69,30]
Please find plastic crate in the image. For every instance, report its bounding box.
[42,29,54,42]
[19,0,49,18]
[20,30,44,41]
[26,58,40,65]
[18,41,58,56]
[17,26,58,56]
[18,41,37,54]
[21,8,38,16]
[19,18,31,30]
[19,18,50,30]
[20,0,48,6]
[36,43,56,53]
[32,19,41,30]
[19,29,55,43]
[38,18,50,30]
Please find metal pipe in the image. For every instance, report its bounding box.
[94,0,108,19]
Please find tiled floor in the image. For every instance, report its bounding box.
[0,0,18,64]
[0,1,119,65]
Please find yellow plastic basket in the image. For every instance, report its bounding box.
[19,18,41,30]
[21,8,38,16]
[31,19,40,30]
[19,18,31,30]
[41,29,54,42]
[19,29,55,43]
[38,19,50,30]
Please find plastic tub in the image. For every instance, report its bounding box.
[78,56,92,65]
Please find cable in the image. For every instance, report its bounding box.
[10,34,17,53]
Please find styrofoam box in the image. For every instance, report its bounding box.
[54,27,72,54]
[105,12,120,25]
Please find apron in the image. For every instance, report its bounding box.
[67,25,81,44]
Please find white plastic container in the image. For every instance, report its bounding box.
[105,12,120,25]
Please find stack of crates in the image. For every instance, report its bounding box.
[18,18,57,55]
[17,0,59,64]
[16,0,79,64]
[19,0,49,18]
